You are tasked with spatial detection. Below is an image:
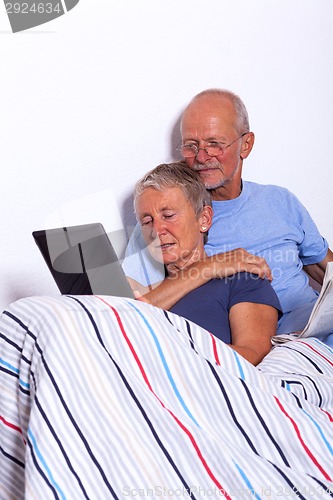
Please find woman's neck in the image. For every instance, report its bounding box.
[166,248,207,276]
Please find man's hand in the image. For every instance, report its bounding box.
[200,248,272,282]
[304,248,333,287]
[128,248,272,311]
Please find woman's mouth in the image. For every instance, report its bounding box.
[159,243,175,251]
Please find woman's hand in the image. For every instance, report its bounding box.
[133,289,150,304]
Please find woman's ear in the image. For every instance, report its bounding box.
[199,205,213,233]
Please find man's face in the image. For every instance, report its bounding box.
[180,96,245,192]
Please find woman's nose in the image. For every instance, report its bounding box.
[151,220,166,238]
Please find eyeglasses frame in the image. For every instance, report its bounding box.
[177,132,248,158]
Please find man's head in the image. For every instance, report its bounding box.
[180,89,255,199]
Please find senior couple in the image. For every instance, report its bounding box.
[125,89,333,365]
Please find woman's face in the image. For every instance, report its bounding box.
[136,186,211,269]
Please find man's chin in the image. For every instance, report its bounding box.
[198,172,226,190]
[202,179,227,190]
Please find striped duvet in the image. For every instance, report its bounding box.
[0,294,333,499]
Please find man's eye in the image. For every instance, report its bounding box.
[207,141,221,147]
[163,213,175,220]
[183,144,197,150]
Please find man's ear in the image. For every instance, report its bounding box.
[240,132,255,159]
[199,205,213,232]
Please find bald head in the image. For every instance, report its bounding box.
[181,89,250,137]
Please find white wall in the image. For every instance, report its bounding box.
[1,0,332,311]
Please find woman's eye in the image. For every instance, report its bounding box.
[141,219,152,226]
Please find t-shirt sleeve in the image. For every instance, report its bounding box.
[287,190,328,265]
[121,222,165,286]
[228,272,282,317]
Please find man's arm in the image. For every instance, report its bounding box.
[228,302,278,365]
[303,248,333,287]
[130,248,272,310]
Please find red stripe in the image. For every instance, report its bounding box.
[320,408,333,422]
[210,333,221,365]
[96,297,231,498]
[274,397,332,481]
[171,412,232,499]
[102,298,153,391]
[299,341,333,367]
[0,415,23,435]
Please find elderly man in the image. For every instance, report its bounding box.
[123,89,333,336]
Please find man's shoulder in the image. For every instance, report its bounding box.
[244,180,291,195]
[244,181,298,202]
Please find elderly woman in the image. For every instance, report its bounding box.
[131,162,281,365]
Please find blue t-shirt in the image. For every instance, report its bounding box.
[170,273,282,343]
[123,181,328,334]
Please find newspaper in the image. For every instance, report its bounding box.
[271,262,333,345]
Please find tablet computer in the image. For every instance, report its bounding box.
[32,222,134,298]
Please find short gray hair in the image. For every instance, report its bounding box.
[134,161,212,219]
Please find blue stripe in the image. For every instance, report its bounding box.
[128,302,200,428]
[232,460,261,499]
[232,350,245,380]
[71,296,196,498]
[0,358,30,388]
[302,409,333,456]
[315,337,333,354]
[28,428,66,500]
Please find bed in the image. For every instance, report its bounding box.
[1,294,333,499]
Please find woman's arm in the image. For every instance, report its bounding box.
[228,302,278,366]
[129,249,272,310]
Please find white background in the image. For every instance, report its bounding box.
[1,0,332,311]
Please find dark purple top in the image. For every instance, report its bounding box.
[170,272,282,343]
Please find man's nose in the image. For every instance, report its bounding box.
[195,147,211,163]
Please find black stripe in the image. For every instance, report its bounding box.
[0,445,25,468]
[240,379,290,466]
[207,359,259,454]
[283,345,324,373]
[71,296,197,499]
[163,310,198,352]
[10,299,118,497]
[26,437,60,499]
[311,476,333,497]
[34,344,119,498]
[268,462,308,500]
[34,395,90,499]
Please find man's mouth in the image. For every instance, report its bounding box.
[194,165,220,173]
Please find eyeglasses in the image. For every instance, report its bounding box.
[178,133,247,159]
